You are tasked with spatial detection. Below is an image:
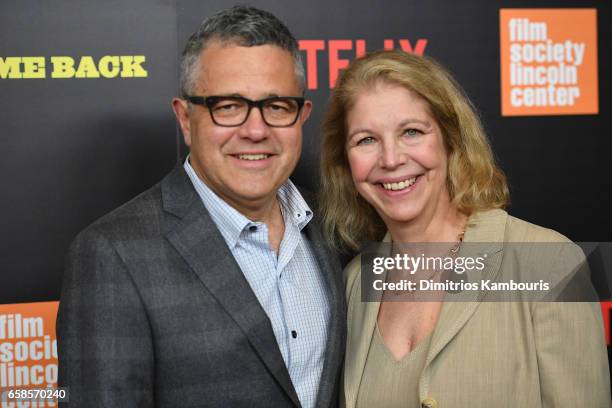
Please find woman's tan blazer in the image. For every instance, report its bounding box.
[343,209,611,408]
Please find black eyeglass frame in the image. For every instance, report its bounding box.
[185,95,306,127]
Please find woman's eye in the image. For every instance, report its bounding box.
[404,128,421,137]
[356,136,375,145]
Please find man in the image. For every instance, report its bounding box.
[57,6,345,407]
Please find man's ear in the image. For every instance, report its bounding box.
[172,98,192,146]
[300,100,313,124]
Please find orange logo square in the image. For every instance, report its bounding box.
[500,9,598,116]
[0,301,59,390]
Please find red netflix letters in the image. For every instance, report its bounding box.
[299,39,428,89]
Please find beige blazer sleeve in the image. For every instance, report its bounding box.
[531,242,609,407]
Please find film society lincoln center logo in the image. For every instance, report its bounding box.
[0,302,59,399]
[500,9,598,116]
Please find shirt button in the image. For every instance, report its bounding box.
[249,225,257,232]
[291,330,297,338]
[421,397,438,408]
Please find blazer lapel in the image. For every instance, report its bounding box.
[302,217,346,408]
[161,166,301,407]
[422,210,508,379]
[343,239,388,408]
[344,274,381,408]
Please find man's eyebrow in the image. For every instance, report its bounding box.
[212,93,244,98]
[204,93,283,98]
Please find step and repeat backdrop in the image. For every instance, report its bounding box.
[1,0,611,398]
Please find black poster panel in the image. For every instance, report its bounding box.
[0,0,179,303]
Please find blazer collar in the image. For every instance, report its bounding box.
[161,165,302,407]
[161,164,198,219]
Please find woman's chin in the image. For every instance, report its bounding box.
[378,207,423,226]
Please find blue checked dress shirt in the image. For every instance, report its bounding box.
[184,159,331,408]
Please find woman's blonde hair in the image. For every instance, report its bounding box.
[320,50,509,251]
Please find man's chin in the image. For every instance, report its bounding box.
[224,184,282,206]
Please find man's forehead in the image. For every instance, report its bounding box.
[194,42,300,95]
[198,42,294,70]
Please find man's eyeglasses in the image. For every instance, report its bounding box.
[185,95,305,127]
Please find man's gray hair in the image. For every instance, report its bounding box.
[179,5,305,97]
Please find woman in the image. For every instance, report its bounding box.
[320,50,610,407]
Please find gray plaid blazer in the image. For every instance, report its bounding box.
[57,165,346,407]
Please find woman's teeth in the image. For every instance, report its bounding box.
[382,177,418,191]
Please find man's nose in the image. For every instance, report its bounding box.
[237,106,269,141]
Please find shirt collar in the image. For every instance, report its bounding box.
[277,179,313,231]
[184,157,313,249]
